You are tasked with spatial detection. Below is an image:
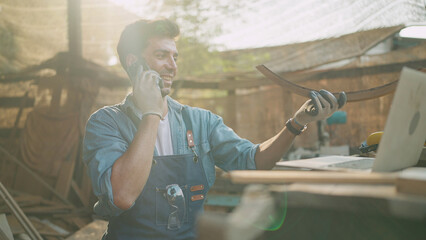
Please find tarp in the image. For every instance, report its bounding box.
[20,107,80,177]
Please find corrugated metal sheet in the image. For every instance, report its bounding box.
[263,26,405,73]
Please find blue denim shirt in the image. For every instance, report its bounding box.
[83,95,258,217]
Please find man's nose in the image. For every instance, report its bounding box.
[166,57,177,71]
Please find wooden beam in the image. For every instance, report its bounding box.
[0,97,34,108]
[172,80,219,89]
[286,59,426,82]
[0,75,42,83]
[0,129,22,138]
[68,0,82,57]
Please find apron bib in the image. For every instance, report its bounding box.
[104,106,210,240]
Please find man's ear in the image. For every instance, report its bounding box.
[125,54,138,68]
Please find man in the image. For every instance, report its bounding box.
[83,18,345,239]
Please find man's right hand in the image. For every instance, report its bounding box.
[133,70,164,119]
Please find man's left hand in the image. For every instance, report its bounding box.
[293,89,346,126]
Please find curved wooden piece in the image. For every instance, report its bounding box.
[256,65,398,102]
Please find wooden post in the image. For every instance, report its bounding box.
[68,0,82,58]
[282,90,294,121]
[226,77,237,131]
[50,75,63,112]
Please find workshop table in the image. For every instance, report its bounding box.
[261,183,426,240]
[199,169,426,240]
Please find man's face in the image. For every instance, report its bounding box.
[142,37,178,96]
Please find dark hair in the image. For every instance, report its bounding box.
[117,18,180,69]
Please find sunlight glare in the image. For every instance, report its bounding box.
[399,26,426,39]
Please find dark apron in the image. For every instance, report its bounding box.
[104,106,210,240]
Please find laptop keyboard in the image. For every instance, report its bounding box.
[330,158,375,170]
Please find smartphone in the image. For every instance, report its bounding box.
[127,59,165,96]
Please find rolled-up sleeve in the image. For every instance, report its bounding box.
[83,109,133,218]
[208,113,259,171]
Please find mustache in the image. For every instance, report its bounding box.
[158,70,174,76]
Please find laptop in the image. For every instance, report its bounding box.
[276,67,426,172]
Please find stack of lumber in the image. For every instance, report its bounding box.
[0,189,92,240]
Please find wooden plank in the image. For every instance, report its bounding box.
[0,154,18,191]
[8,91,30,147]
[69,217,89,229]
[269,183,426,221]
[70,180,89,207]
[39,219,70,236]
[227,170,397,184]
[0,97,35,108]
[396,167,426,196]
[1,205,73,215]
[0,195,42,210]
[0,214,14,240]
[52,211,92,219]
[54,143,78,199]
[0,182,43,240]
[6,216,68,237]
[0,146,72,205]
[65,220,108,240]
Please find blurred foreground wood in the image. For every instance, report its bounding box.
[227,170,397,184]
[65,220,107,240]
[199,168,426,240]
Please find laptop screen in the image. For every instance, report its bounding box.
[372,67,426,172]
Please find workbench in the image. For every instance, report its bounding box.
[262,183,426,240]
[200,168,426,240]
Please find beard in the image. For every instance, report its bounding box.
[160,79,172,96]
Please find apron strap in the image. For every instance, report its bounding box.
[182,108,198,162]
[181,107,192,132]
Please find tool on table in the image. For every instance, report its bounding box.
[359,131,426,154]
[359,131,383,153]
